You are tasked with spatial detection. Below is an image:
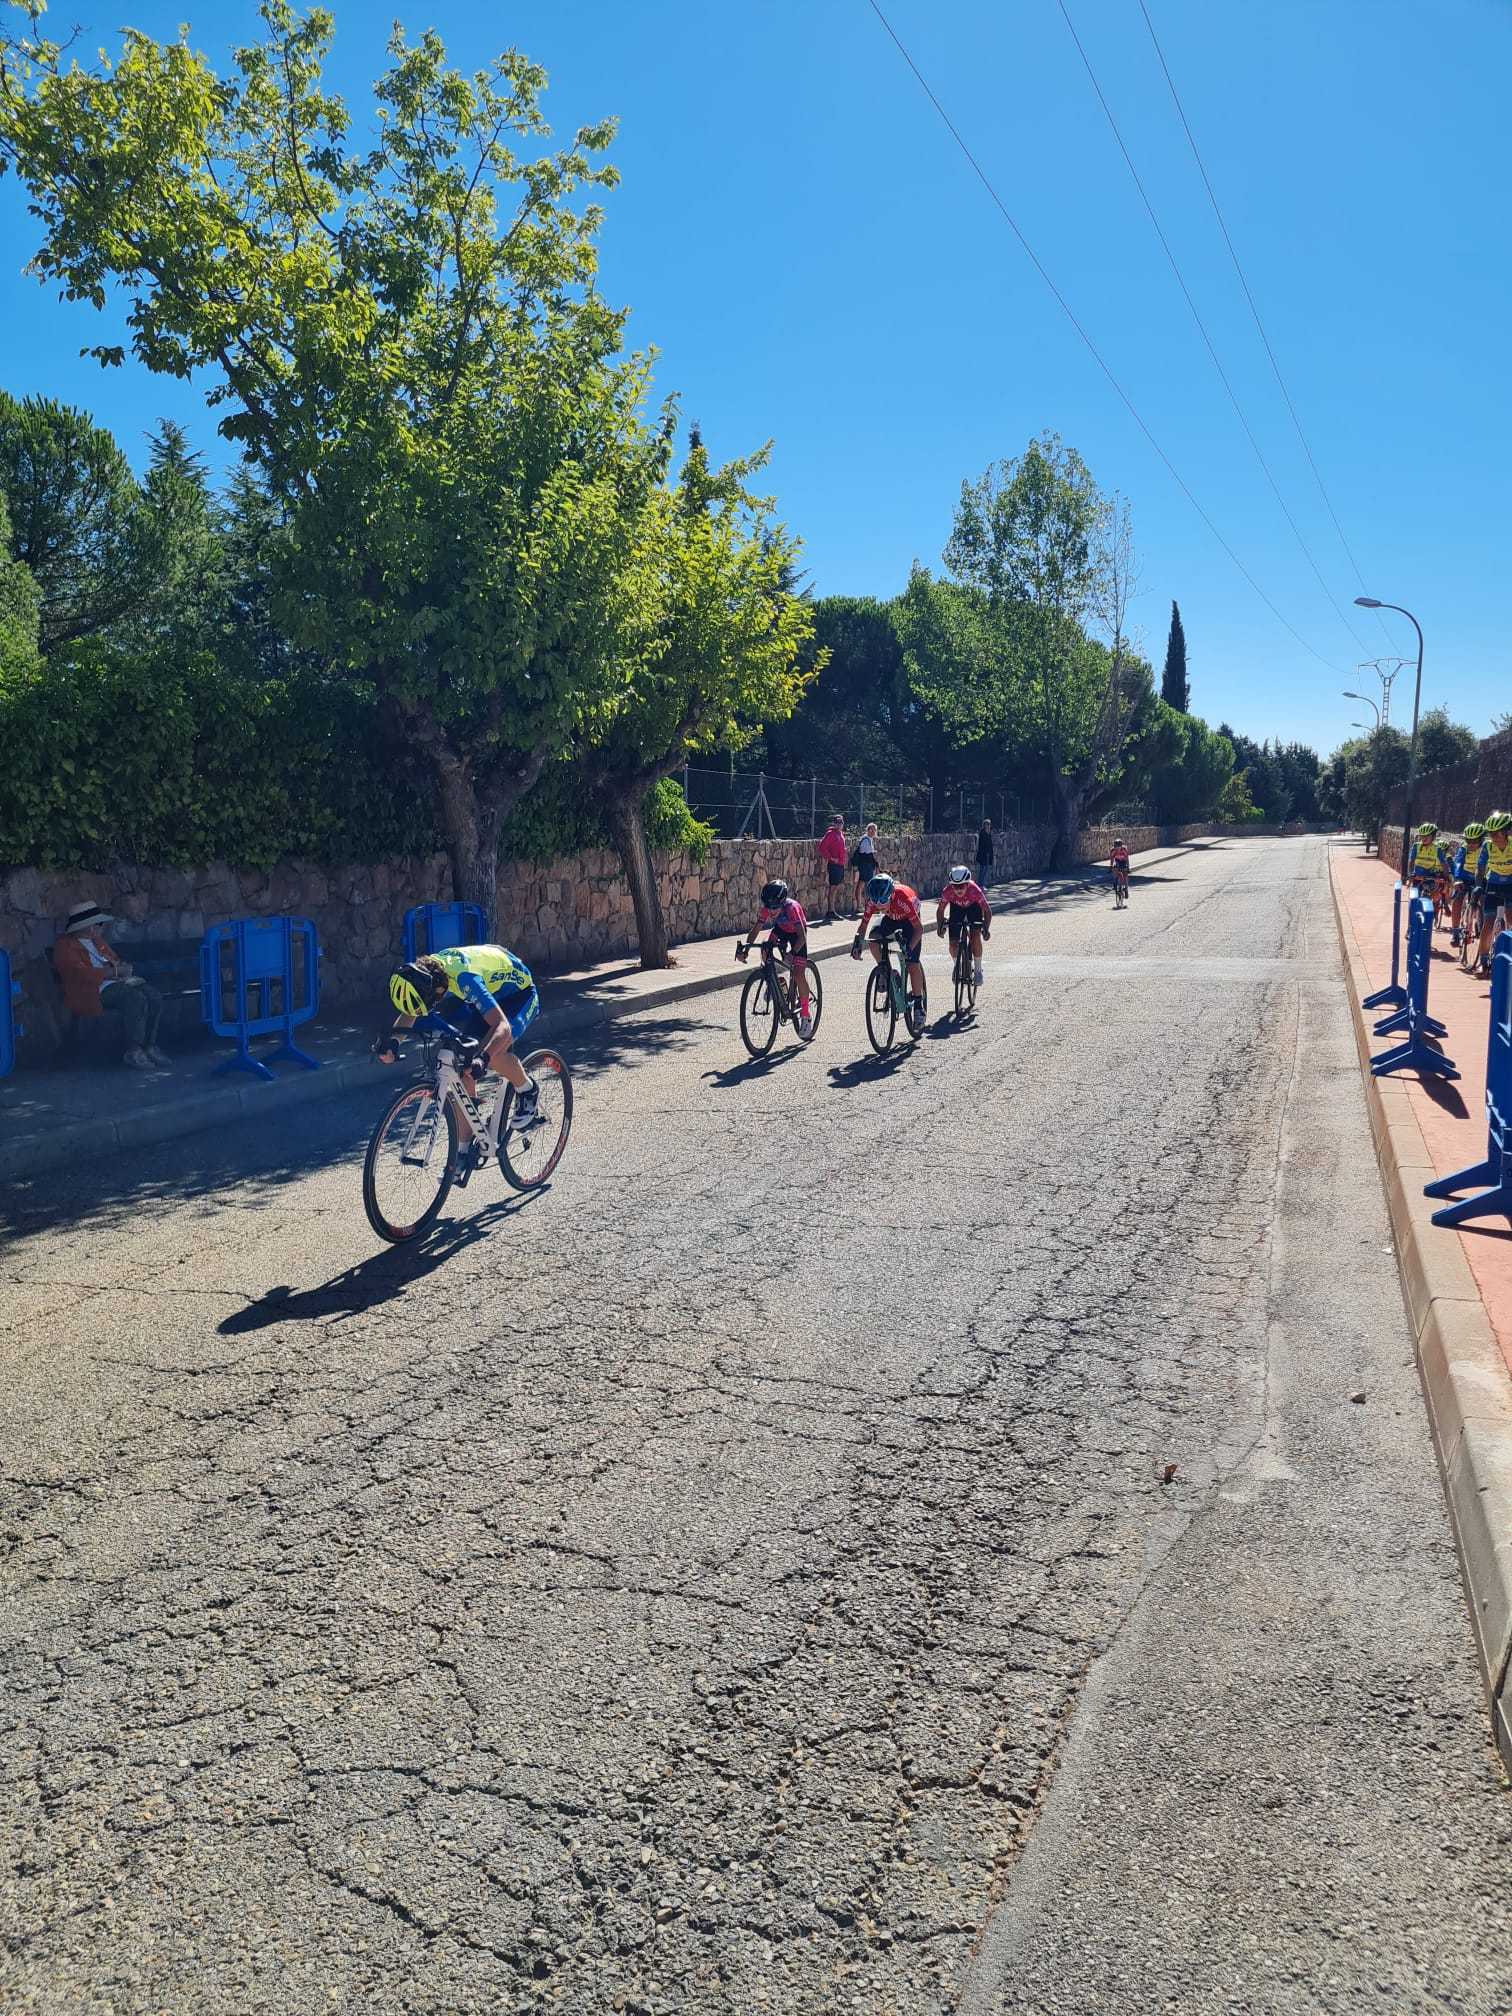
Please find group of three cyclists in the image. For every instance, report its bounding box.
[1407,812,1512,973]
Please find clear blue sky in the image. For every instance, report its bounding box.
[1,0,1506,756]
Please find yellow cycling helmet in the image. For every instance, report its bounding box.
[1487,811,1512,834]
[389,960,442,1018]
[1416,821,1438,838]
[1464,820,1486,841]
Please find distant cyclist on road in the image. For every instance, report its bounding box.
[852,873,926,1025]
[935,865,991,990]
[1110,838,1131,903]
[379,946,540,1177]
[737,879,815,1035]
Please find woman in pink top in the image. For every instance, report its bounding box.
[816,815,849,921]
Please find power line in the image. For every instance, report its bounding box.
[860,0,1347,675]
[1134,0,1404,656]
[1054,0,1375,659]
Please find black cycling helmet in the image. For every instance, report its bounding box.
[761,879,789,908]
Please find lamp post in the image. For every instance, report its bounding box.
[1356,599,1424,874]
[1343,689,1380,730]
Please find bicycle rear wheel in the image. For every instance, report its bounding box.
[865,965,897,1054]
[794,961,823,1043]
[364,1082,457,1244]
[739,967,779,1057]
[498,1049,573,1191]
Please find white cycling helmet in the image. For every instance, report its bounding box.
[948,864,971,884]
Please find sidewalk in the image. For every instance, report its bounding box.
[0,842,1194,1185]
[1330,840,1512,1767]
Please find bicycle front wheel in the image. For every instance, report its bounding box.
[498,1049,574,1192]
[363,1082,458,1244]
[739,968,779,1057]
[865,965,897,1054]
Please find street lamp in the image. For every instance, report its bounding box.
[1356,598,1424,873]
[1343,689,1380,729]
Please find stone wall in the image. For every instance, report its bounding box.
[0,827,1052,1062]
[1384,726,1512,837]
[2,819,1243,1063]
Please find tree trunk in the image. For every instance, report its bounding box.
[1047,771,1081,871]
[604,790,672,970]
[428,751,503,929]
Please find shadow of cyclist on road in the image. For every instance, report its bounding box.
[700,1049,805,1089]
[827,1051,911,1089]
[217,1191,544,1335]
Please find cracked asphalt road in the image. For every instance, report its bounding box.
[3,836,1509,2015]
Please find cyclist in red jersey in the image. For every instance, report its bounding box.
[1109,838,1131,901]
[852,872,926,1021]
[935,864,991,988]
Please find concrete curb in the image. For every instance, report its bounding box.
[1329,857,1512,1772]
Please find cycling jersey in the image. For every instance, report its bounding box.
[414,944,537,1041]
[1478,834,1512,884]
[1409,838,1442,878]
[860,883,922,932]
[1110,848,1130,870]
[758,896,808,939]
[937,878,991,916]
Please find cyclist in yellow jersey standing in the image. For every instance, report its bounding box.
[1473,811,1512,973]
[1407,822,1443,900]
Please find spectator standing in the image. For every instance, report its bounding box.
[52,902,168,1071]
[975,818,995,889]
[816,814,849,923]
[853,822,880,913]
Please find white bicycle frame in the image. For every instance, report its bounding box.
[399,1041,506,1169]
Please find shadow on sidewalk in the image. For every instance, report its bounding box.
[217,1194,544,1334]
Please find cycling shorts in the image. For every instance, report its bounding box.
[946,904,985,942]
[872,915,922,953]
[769,926,808,968]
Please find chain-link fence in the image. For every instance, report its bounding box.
[679,767,1053,839]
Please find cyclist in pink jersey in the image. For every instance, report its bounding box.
[737,879,815,1034]
[935,865,991,989]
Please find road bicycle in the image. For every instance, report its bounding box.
[1432,873,1454,933]
[864,932,926,1054]
[1113,867,1129,910]
[362,1033,573,1244]
[1459,887,1487,972]
[736,939,823,1058]
[940,919,981,1019]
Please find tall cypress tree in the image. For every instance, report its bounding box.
[1161,600,1189,712]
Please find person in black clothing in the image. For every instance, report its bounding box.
[975,819,994,888]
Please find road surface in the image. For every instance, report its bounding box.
[3,835,1509,2015]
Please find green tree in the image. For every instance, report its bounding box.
[0,3,680,918]
[760,594,908,783]
[1147,706,1234,821]
[0,392,197,649]
[1341,726,1410,847]
[1160,600,1188,711]
[573,428,814,968]
[1415,706,1478,774]
[944,434,1138,866]
[0,491,40,672]
[1216,769,1260,822]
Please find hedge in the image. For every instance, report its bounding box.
[0,646,711,872]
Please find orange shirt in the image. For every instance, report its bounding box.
[52,931,121,1018]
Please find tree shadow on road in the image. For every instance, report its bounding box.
[217,1192,544,1333]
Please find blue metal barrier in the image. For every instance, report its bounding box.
[1362,879,1408,1013]
[200,917,321,1082]
[1425,931,1512,1227]
[1371,895,1458,1081]
[402,902,487,962]
[0,949,20,1079]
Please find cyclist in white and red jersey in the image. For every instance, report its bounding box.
[737,879,815,1033]
[935,865,991,989]
[852,872,926,1021]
